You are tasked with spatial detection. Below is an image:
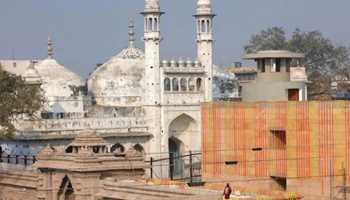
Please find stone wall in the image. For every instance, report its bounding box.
[0,163,39,200]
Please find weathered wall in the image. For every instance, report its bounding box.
[0,164,39,200]
[201,101,350,200]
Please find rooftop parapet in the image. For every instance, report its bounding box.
[244,50,305,60]
[14,117,148,132]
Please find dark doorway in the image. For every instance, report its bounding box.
[288,89,300,101]
[271,176,287,190]
[58,176,75,200]
[168,137,184,179]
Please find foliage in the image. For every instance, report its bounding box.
[0,66,42,137]
[244,27,350,100]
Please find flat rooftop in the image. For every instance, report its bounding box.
[244,50,305,59]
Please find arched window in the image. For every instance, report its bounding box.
[172,78,179,91]
[201,20,206,33]
[148,18,153,32]
[65,146,73,153]
[180,78,187,91]
[206,20,210,33]
[133,144,144,153]
[144,18,147,31]
[197,20,201,33]
[188,78,195,91]
[196,78,202,91]
[111,143,125,153]
[154,18,158,31]
[164,78,171,91]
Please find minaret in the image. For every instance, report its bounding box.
[141,0,164,106]
[194,0,215,102]
[48,36,54,59]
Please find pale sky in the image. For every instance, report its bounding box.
[0,0,350,78]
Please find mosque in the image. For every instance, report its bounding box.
[0,0,233,177]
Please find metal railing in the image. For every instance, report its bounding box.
[0,152,36,166]
[147,151,202,185]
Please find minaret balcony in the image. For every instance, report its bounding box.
[197,34,213,41]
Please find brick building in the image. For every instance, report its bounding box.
[201,101,350,200]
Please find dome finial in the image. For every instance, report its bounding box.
[145,0,160,12]
[48,36,53,59]
[128,18,135,48]
[197,0,212,14]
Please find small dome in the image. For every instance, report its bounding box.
[194,60,200,67]
[196,0,212,14]
[178,58,184,67]
[145,0,160,11]
[170,59,176,67]
[162,60,169,67]
[197,0,210,7]
[186,58,193,67]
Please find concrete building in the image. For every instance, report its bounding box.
[241,50,308,102]
[225,62,257,85]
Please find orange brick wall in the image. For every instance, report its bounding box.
[201,101,350,197]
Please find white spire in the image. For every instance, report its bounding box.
[145,0,160,12]
[197,0,212,15]
[128,18,135,48]
[48,36,53,59]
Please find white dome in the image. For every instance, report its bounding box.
[197,0,210,6]
[88,46,145,107]
[196,0,212,14]
[145,0,160,11]
[35,58,83,97]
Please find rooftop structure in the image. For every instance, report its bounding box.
[241,50,308,101]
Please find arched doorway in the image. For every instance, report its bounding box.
[168,137,184,179]
[168,114,198,179]
[58,176,75,200]
[133,144,144,154]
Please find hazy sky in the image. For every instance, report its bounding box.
[1,0,350,78]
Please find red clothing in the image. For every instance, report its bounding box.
[223,185,232,199]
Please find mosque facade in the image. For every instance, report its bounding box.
[0,0,229,177]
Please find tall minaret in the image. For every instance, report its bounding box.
[141,0,164,106]
[195,0,215,102]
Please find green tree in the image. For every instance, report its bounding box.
[0,65,42,137]
[244,27,350,100]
